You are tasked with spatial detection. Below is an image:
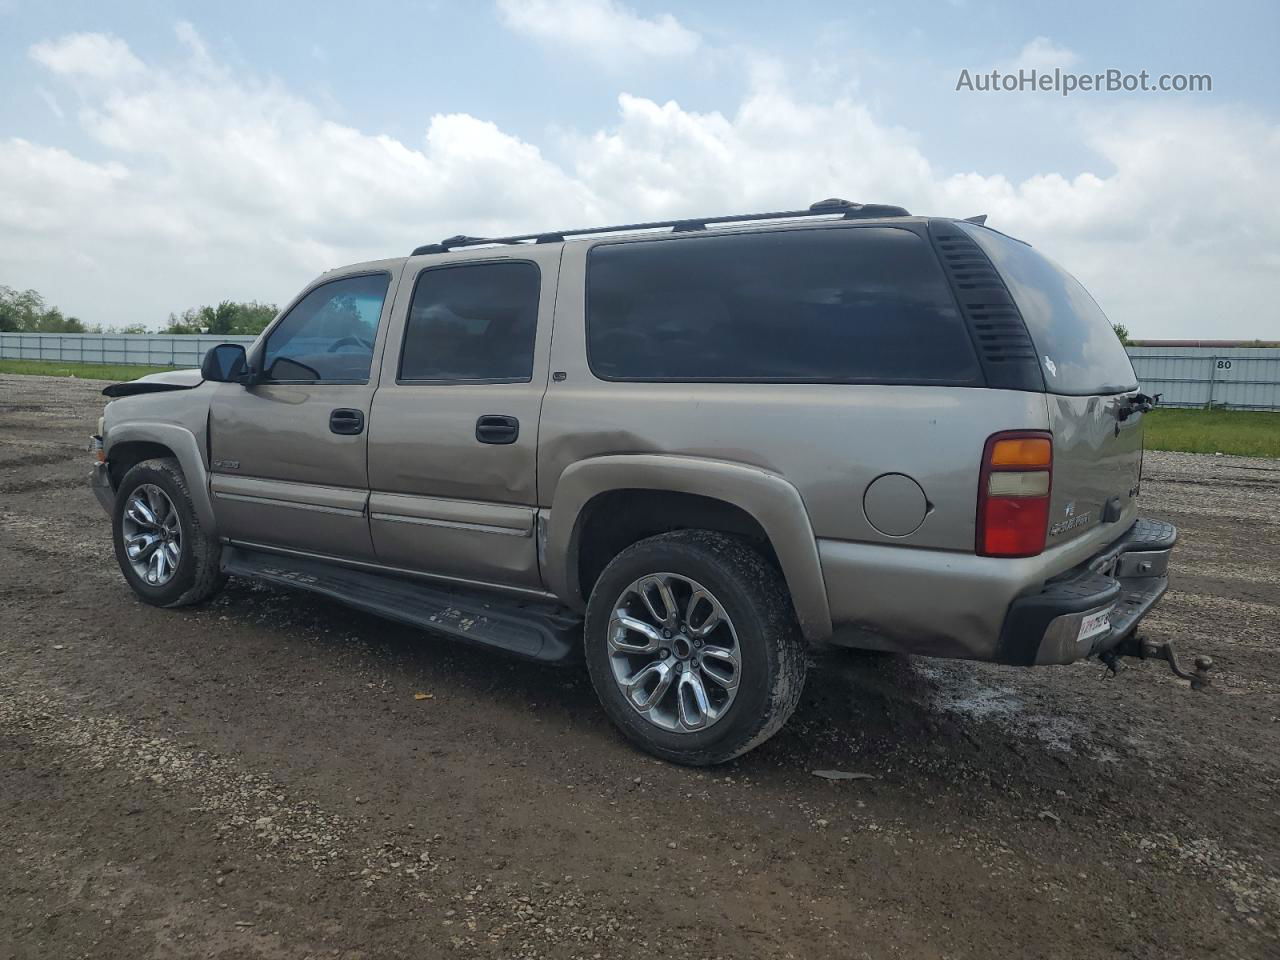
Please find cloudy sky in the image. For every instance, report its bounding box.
[1,0,1277,337]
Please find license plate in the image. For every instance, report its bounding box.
[1077,606,1113,642]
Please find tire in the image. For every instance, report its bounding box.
[111,457,225,608]
[584,530,807,766]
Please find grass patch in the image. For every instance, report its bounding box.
[1143,408,1280,459]
[0,359,178,381]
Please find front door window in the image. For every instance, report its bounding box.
[262,273,390,383]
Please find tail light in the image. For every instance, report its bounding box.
[977,431,1053,557]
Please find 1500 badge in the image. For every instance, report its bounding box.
[1049,512,1092,537]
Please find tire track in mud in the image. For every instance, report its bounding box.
[0,507,116,570]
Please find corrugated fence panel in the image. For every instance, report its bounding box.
[1128,347,1280,411]
[3,334,1279,409]
[0,333,257,369]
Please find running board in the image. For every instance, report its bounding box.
[221,546,582,663]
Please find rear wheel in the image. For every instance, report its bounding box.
[584,530,806,765]
[112,458,225,607]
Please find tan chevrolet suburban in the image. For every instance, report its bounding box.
[89,199,1195,765]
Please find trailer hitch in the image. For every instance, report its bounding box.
[1102,635,1213,690]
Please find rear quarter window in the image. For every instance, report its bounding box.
[957,223,1137,396]
[586,226,982,384]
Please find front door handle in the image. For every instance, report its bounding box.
[475,415,519,445]
[329,408,365,435]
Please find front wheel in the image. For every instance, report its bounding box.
[112,457,225,608]
[584,530,807,765]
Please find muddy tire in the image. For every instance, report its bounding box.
[584,530,806,766]
[112,457,225,608]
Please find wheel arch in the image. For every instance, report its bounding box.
[106,423,217,535]
[544,455,832,642]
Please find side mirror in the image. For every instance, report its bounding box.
[200,343,248,383]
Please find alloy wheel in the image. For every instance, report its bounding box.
[121,484,183,586]
[606,572,742,733]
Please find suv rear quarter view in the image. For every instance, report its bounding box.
[88,199,1180,765]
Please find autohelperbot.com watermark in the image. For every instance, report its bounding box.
[955,67,1212,96]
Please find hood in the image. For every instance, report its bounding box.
[102,368,204,398]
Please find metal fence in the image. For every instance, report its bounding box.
[0,332,257,368]
[3,333,1279,410]
[1127,346,1280,411]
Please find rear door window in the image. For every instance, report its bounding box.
[586,227,981,383]
[399,261,540,383]
[957,223,1137,396]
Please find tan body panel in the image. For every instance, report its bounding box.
[205,259,406,561]
[1045,393,1143,550]
[103,414,216,532]
[364,245,562,587]
[543,453,832,641]
[368,492,537,586]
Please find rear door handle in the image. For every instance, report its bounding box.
[329,408,365,435]
[475,415,519,445]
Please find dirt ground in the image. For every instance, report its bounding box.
[1,372,1277,960]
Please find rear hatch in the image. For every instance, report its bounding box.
[957,222,1144,549]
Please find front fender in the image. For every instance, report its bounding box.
[544,454,832,642]
[105,422,217,536]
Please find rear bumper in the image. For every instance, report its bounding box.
[819,517,1176,665]
[996,518,1177,665]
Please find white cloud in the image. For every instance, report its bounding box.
[1000,36,1080,74]
[29,32,145,81]
[495,0,699,65]
[2,26,1278,339]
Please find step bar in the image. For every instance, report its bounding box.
[221,546,582,663]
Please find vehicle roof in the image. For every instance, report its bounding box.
[405,199,943,259]
[319,255,409,277]
[320,205,997,276]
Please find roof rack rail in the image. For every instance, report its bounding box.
[410,198,911,256]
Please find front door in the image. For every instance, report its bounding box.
[209,268,400,560]
[366,248,560,589]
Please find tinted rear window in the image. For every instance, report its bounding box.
[957,223,1137,396]
[399,261,540,382]
[586,227,981,383]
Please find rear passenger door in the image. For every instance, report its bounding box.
[366,249,561,589]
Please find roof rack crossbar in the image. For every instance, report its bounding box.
[410,198,910,256]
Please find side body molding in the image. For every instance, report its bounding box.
[106,422,217,535]
[544,455,833,642]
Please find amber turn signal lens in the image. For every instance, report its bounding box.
[989,437,1052,468]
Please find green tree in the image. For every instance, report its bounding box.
[0,285,85,332]
[163,300,278,336]
[1112,322,1133,346]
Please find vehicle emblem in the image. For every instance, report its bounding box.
[1043,356,1057,376]
[212,459,240,470]
[1064,501,1075,517]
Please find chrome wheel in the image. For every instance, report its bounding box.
[121,484,182,586]
[607,573,742,733]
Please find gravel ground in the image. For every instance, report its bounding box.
[1,372,1277,960]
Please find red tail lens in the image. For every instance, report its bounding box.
[978,430,1053,558]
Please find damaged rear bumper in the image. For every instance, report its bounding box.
[997,518,1177,665]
